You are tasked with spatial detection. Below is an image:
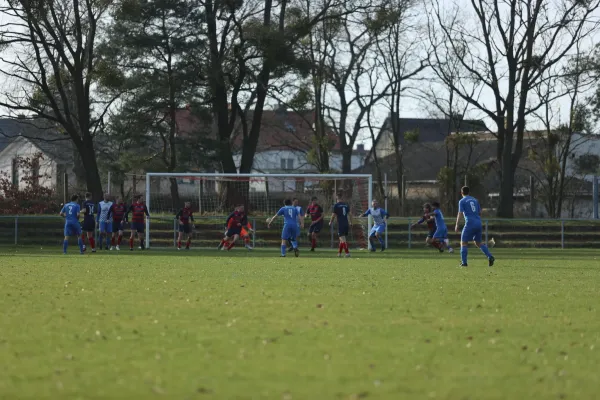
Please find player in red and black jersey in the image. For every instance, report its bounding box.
[109,197,128,250]
[218,205,246,251]
[175,202,194,250]
[81,192,97,252]
[124,195,150,250]
[306,196,324,251]
[411,203,444,250]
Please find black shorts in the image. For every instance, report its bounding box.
[427,230,435,238]
[338,224,349,237]
[179,224,191,234]
[309,221,324,233]
[82,219,95,232]
[131,222,145,233]
[112,221,124,232]
[226,227,241,237]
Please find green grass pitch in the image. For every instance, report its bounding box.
[1,247,599,399]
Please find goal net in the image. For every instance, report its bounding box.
[123,173,374,250]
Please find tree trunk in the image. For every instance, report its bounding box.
[169,177,180,210]
[78,141,103,202]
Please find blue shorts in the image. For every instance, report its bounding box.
[461,224,482,243]
[131,222,145,233]
[64,223,82,237]
[309,220,323,234]
[370,224,385,236]
[112,221,124,232]
[433,227,448,239]
[82,219,95,232]
[281,224,298,240]
[99,221,112,233]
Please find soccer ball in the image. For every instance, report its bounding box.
[488,238,496,248]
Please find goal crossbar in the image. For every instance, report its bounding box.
[144,172,373,249]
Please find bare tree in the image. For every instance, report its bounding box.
[428,0,600,217]
[0,0,112,200]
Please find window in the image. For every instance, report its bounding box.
[11,158,18,187]
[280,158,294,170]
[31,158,40,186]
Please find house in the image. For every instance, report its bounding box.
[230,107,368,192]
[0,118,75,197]
[368,114,489,161]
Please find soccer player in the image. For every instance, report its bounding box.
[411,203,437,247]
[429,202,451,253]
[455,186,495,267]
[218,205,245,251]
[288,198,304,250]
[267,199,301,257]
[306,197,324,251]
[60,194,84,254]
[329,193,352,257]
[110,197,127,250]
[125,195,150,251]
[361,199,388,252]
[175,201,194,250]
[97,193,113,250]
[81,192,97,252]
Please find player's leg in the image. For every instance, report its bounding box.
[473,227,494,266]
[280,225,293,257]
[104,222,112,249]
[129,224,136,250]
[138,224,146,249]
[63,225,70,254]
[226,233,239,250]
[177,230,183,250]
[432,228,446,253]
[186,232,192,249]
[86,231,96,252]
[459,228,470,266]
[375,225,385,251]
[368,226,377,252]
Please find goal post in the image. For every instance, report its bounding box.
[143,172,373,249]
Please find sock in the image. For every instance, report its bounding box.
[111,237,115,246]
[281,245,286,256]
[178,240,181,249]
[186,239,191,248]
[378,236,384,246]
[106,236,110,248]
[291,240,298,249]
[288,238,293,247]
[244,237,250,245]
[140,239,145,249]
[461,246,468,264]
[311,238,316,249]
[338,242,343,253]
[63,240,68,253]
[129,238,134,249]
[77,238,83,253]
[80,233,86,244]
[89,237,95,250]
[118,235,122,245]
[220,238,227,247]
[227,241,235,250]
[344,242,349,254]
[480,244,492,258]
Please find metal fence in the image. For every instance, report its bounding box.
[0,215,599,249]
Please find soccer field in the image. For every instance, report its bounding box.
[1,248,599,399]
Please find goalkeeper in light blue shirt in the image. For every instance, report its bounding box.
[361,200,388,252]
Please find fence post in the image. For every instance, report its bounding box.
[252,218,256,248]
[408,219,412,249]
[485,219,488,245]
[561,219,565,249]
[593,176,598,219]
[14,216,18,245]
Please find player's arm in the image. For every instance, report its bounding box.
[360,209,371,218]
[96,202,101,223]
[455,201,464,232]
[59,205,66,218]
[143,204,150,218]
[328,212,337,226]
[175,209,182,221]
[267,208,283,227]
[124,204,133,222]
[411,216,425,228]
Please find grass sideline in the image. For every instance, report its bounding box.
[0,248,599,399]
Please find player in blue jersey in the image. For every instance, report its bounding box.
[97,193,113,250]
[81,192,97,252]
[429,202,454,253]
[361,199,388,252]
[267,199,302,257]
[287,198,305,250]
[455,186,495,267]
[329,193,352,257]
[60,194,84,254]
